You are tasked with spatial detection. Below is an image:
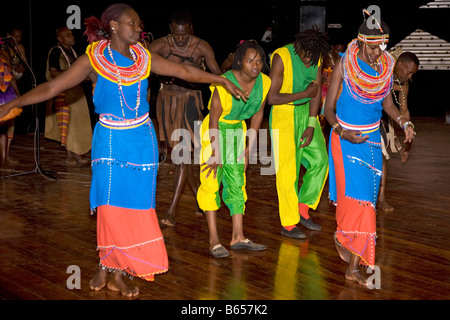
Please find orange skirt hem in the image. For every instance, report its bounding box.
[97,205,169,281]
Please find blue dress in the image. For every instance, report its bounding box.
[89,45,158,211]
[328,54,391,267]
[329,57,385,206]
[86,41,168,280]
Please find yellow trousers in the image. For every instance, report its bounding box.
[197,115,247,215]
[270,104,328,227]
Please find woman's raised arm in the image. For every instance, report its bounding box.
[0,54,95,120]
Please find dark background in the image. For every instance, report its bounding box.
[1,0,449,133]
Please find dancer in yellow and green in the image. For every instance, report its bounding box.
[268,28,330,239]
[198,40,271,258]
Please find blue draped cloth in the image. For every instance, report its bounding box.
[89,46,158,210]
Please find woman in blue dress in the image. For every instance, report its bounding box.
[0,3,245,297]
[324,16,415,287]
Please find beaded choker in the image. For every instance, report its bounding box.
[391,78,405,107]
[86,40,151,86]
[86,40,151,120]
[342,39,394,104]
[107,42,141,119]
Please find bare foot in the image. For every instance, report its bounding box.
[195,206,204,217]
[160,214,176,227]
[7,157,19,168]
[378,200,394,213]
[345,269,369,287]
[89,266,108,291]
[401,151,409,163]
[334,232,351,263]
[107,271,139,297]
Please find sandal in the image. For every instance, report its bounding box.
[230,239,266,251]
[210,244,230,258]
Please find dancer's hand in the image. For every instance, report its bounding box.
[201,153,222,179]
[0,103,22,122]
[305,81,319,98]
[404,125,415,143]
[299,127,314,148]
[223,79,248,102]
[342,130,369,144]
[237,147,250,172]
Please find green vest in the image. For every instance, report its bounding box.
[222,70,264,121]
[285,43,319,105]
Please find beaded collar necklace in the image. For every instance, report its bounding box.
[88,40,149,86]
[391,78,405,107]
[107,41,141,120]
[342,39,394,104]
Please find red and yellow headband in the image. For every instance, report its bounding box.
[357,33,389,44]
[358,31,389,51]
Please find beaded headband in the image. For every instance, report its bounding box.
[358,33,389,51]
[360,9,389,51]
[357,33,389,44]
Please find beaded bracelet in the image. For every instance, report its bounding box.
[402,121,414,130]
[332,122,340,132]
[340,128,346,140]
[396,115,405,124]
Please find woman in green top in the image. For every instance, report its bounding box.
[198,40,271,258]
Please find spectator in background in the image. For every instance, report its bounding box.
[45,27,92,165]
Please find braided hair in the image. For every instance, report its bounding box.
[84,3,133,43]
[232,40,269,72]
[293,27,329,66]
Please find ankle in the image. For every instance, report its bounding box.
[283,225,297,231]
[299,203,310,219]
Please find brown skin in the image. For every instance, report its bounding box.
[149,22,222,79]
[378,59,419,211]
[48,27,88,163]
[0,10,246,120]
[394,60,418,163]
[0,47,20,168]
[324,41,415,287]
[6,29,27,75]
[49,28,76,79]
[148,21,223,226]
[201,48,267,251]
[0,8,246,297]
[267,49,322,149]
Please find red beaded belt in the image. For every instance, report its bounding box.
[99,113,149,130]
[337,116,380,134]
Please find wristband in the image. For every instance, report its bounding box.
[402,121,414,130]
[308,116,317,128]
[332,122,340,132]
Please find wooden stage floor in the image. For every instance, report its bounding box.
[0,117,449,301]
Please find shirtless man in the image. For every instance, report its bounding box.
[378,52,419,212]
[149,10,222,227]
